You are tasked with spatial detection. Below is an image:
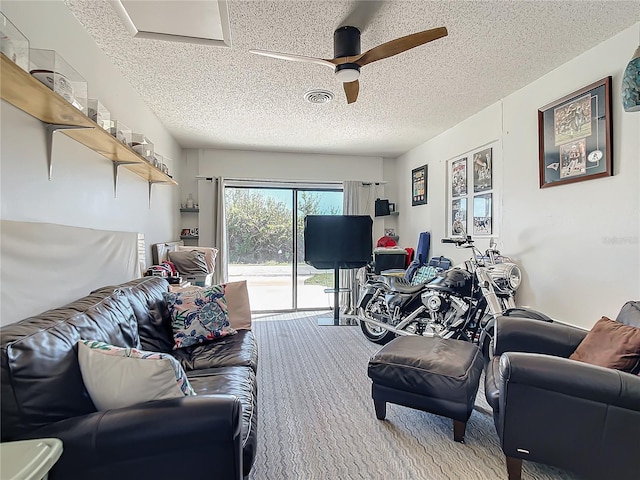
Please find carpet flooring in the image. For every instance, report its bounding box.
[248,312,581,480]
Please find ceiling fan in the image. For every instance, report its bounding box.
[249,24,448,104]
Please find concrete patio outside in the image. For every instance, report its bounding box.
[227,263,337,312]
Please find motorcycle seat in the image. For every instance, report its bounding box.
[387,277,425,294]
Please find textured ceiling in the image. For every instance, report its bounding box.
[64,0,639,158]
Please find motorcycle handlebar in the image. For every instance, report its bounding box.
[441,236,473,245]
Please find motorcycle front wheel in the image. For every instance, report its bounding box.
[358,311,396,345]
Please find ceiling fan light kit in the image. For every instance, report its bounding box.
[335,63,360,82]
[249,23,447,104]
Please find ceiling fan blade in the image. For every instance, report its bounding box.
[356,27,448,67]
[337,1,384,32]
[249,49,335,70]
[344,80,359,104]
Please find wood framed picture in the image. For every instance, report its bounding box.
[538,77,612,188]
[411,165,427,206]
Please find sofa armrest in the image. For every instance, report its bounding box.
[500,352,640,411]
[21,394,244,480]
[494,317,587,357]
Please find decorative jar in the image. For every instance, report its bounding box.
[87,99,111,130]
[0,12,29,71]
[108,120,132,145]
[29,48,87,114]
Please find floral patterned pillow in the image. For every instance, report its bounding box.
[77,340,196,410]
[163,285,236,349]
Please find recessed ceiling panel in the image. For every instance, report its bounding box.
[111,0,231,46]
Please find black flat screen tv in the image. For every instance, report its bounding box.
[304,215,373,270]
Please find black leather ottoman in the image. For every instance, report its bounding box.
[367,336,484,442]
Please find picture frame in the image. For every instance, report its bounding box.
[411,165,428,206]
[451,198,467,236]
[451,157,467,197]
[180,228,190,236]
[473,193,492,235]
[538,77,612,188]
[472,148,492,193]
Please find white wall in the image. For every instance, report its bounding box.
[0,1,182,270]
[184,148,388,246]
[394,24,640,328]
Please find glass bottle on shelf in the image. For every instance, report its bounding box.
[186,194,194,209]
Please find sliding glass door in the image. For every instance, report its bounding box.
[225,185,342,312]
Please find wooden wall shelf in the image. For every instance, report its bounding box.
[0,53,177,187]
[180,208,199,213]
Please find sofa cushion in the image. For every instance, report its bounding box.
[117,277,175,353]
[569,316,640,373]
[172,329,258,373]
[0,291,139,440]
[164,286,236,349]
[78,340,196,410]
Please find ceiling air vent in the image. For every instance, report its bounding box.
[304,89,335,104]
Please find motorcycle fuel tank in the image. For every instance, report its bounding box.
[426,268,473,297]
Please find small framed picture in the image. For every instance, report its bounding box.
[412,165,428,206]
[180,228,190,236]
[451,198,467,236]
[473,148,492,193]
[473,193,492,235]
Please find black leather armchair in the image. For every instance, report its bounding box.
[484,301,640,480]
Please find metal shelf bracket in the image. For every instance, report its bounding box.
[112,160,139,197]
[148,180,171,207]
[45,123,93,180]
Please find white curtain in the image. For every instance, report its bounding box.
[212,177,228,284]
[198,176,227,284]
[340,180,367,314]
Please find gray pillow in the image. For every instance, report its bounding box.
[168,250,209,274]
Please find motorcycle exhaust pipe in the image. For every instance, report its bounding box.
[358,317,438,338]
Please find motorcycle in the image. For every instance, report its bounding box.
[357,234,551,357]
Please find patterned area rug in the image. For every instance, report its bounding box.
[249,312,580,480]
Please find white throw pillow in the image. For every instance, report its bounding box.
[77,340,196,410]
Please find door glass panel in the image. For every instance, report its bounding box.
[226,187,293,311]
[225,186,342,312]
[296,190,343,309]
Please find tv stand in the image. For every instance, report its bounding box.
[317,267,358,326]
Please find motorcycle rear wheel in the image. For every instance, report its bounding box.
[358,312,396,344]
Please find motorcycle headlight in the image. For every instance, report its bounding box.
[488,263,522,291]
[507,265,522,290]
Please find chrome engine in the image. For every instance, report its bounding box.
[421,290,470,330]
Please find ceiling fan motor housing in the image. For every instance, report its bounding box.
[334,26,361,58]
[334,26,361,82]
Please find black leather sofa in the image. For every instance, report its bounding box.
[0,277,258,480]
[484,301,640,480]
